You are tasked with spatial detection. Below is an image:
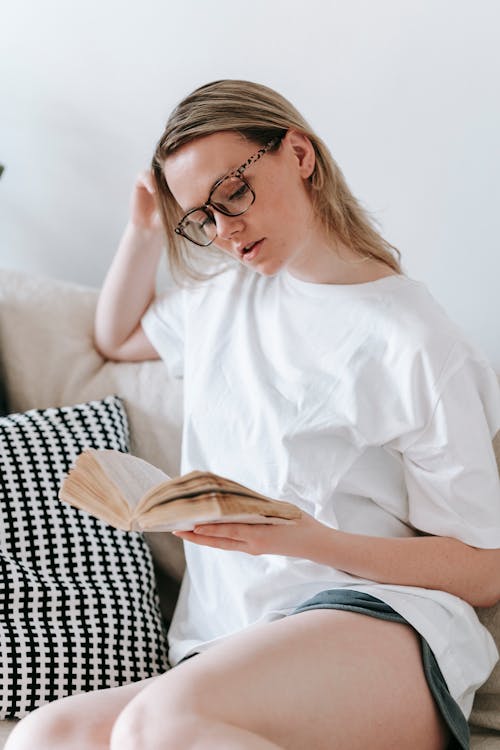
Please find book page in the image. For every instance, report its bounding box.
[136,470,280,514]
[139,513,298,532]
[91,450,171,510]
[137,492,302,531]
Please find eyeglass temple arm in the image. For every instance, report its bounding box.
[235,136,281,177]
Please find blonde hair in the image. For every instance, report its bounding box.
[152,80,401,283]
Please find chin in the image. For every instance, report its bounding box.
[247,258,286,277]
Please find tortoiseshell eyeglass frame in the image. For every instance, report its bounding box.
[174,136,282,247]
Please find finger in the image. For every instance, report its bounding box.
[193,523,255,538]
[173,530,245,551]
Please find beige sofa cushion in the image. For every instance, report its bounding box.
[0,270,182,472]
[0,269,185,580]
[471,734,500,749]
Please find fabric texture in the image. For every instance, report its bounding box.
[0,395,169,719]
[142,266,500,718]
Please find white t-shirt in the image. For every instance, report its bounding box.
[142,267,500,717]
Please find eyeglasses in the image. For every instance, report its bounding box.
[174,137,281,247]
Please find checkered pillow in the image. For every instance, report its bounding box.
[0,395,169,718]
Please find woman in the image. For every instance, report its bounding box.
[7,79,500,750]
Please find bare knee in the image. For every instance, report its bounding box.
[5,701,80,750]
[4,687,122,750]
[110,703,203,750]
[110,669,223,749]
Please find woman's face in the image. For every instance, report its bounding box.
[163,130,323,277]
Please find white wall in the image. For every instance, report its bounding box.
[1,0,500,364]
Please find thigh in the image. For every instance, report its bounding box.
[125,610,448,750]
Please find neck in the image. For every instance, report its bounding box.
[287,225,397,285]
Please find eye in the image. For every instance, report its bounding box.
[228,183,250,202]
[200,215,215,229]
[211,176,251,210]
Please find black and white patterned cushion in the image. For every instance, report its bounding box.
[0,395,169,719]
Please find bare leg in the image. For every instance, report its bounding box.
[6,611,449,750]
[109,610,449,750]
[4,676,157,750]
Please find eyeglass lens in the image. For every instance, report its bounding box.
[181,175,254,245]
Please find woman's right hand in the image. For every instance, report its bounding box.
[130,170,163,231]
[94,171,165,361]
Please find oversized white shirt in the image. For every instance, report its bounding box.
[142,268,500,717]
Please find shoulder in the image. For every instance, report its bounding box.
[337,276,497,443]
[379,279,497,421]
[151,263,250,312]
[362,275,484,382]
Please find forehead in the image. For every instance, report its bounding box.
[163,131,254,211]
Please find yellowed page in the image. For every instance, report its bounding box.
[59,451,132,528]
[91,449,170,509]
[136,493,302,531]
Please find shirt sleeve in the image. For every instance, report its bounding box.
[401,358,500,548]
[141,288,185,379]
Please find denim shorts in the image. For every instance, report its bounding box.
[291,589,469,750]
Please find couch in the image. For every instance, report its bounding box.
[0,268,499,748]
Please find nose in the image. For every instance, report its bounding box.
[213,211,244,240]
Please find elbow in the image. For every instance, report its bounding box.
[473,595,500,610]
[93,331,114,360]
[93,330,125,361]
[451,587,498,609]
[93,324,159,362]
[471,547,500,609]
[446,543,500,609]
[473,585,500,610]
[467,572,500,610]
[93,315,117,359]
[93,307,132,361]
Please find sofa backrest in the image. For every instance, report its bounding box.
[0,270,183,472]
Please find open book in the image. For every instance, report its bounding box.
[59,449,302,532]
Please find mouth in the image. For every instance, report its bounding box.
[238,239,264,262]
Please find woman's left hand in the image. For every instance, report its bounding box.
[172,511,332,559]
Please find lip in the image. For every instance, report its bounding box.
[238,239,264,263]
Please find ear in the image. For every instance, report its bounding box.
[283,129,315,179]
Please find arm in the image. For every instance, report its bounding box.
[307,526,500,609]
[94,171,164,361]
[174,517,500,609]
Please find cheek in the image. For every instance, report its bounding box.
[259,171,310,229]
